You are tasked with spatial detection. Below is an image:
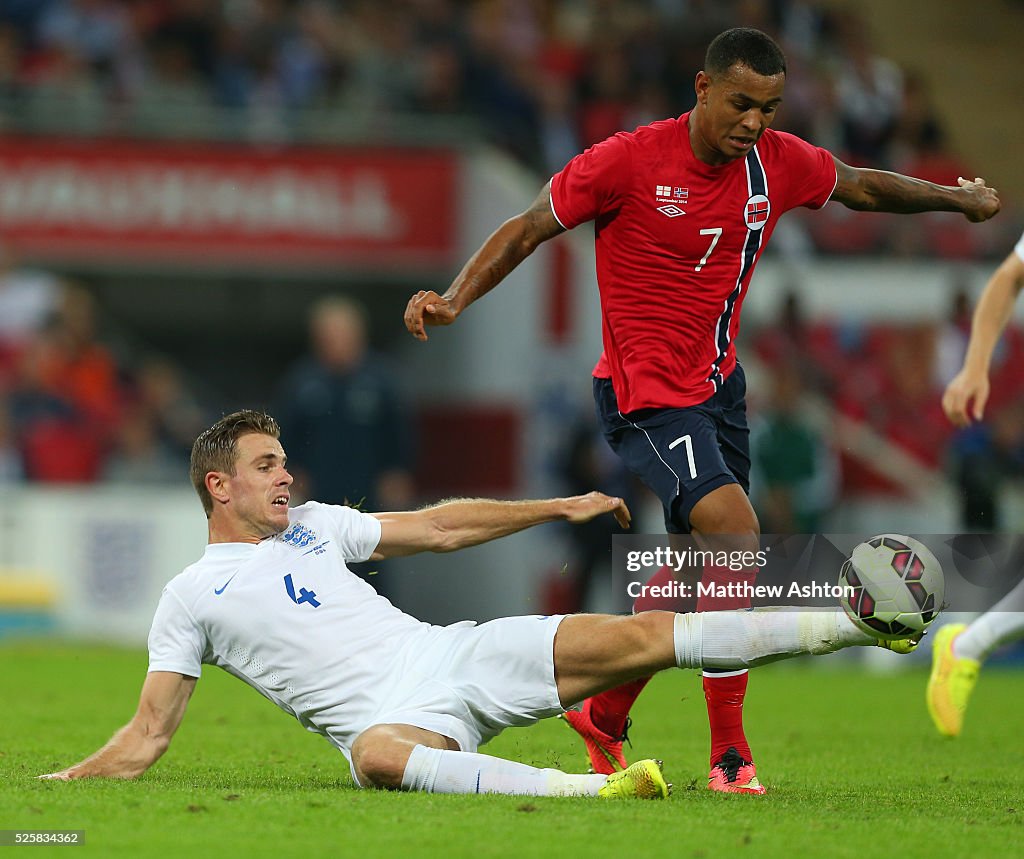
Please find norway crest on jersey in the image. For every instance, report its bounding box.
[744,194,770,231]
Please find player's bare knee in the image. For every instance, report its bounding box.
[621,611,674,664]
[689,486,760,547]
[352,746,405,790]
[351,728,408,790]
[630,609,672,642]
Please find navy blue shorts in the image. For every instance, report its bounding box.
[593,367,751,534]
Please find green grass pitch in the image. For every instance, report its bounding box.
[2,640,1021,858]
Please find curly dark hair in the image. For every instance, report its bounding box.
[705,28,786,78]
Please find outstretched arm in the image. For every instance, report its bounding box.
[830,156,1000,222]
[39,671,196,780]
[370,492,629,559]
[943,247,1024,426]
[404,183,566,341]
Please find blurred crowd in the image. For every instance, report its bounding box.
[1,0,1016,256]
[0,244,206,485]
[0,3,990,180]
[748,291,1024,531]
[1,0,1022,537]
[5,242,1020,538]
[0,249,417,510]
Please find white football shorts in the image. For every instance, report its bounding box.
[346,613,566,773]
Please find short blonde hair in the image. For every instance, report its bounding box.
[190,410,281,516]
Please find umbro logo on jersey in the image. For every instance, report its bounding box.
[656,185,688,218]
[744,194,770,230]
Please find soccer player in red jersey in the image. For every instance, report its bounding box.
[404,28,1000,794]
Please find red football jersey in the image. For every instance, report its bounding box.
[550,112,837,412]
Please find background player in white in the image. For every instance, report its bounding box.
[403,28,1000,793]
[41,409,918,794]
[929,232,1024,736]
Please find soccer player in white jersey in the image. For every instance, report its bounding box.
[929,232,1024,736]
[42,410,918,795]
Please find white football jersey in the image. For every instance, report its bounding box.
[147,501,430,753]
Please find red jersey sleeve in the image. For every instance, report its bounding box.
[550,133,632,230]
[771,131,837,211]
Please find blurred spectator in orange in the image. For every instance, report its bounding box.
[43,285,122,432]
[10,331,103,482]
[8,284,124,482]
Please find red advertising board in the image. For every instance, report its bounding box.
[0,137,457,270]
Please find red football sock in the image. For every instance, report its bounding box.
[588,676,650,738]
[704,671,752,766]
[698,564,756,766]
[588,565,698,738]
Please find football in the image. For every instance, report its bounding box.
[838,534,944,640]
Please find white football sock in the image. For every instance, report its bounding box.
[673,607,873,669]
[400,744,607,796]
[955,612,1024,662]
[955,577,1024,662]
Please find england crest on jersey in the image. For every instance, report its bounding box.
[744,194,770,230]
[281,521,317,549]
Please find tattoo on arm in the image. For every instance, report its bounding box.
[524,185,565,239]
[833,158,959,214]
[444,183,564,311]
[487,194,560,278]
